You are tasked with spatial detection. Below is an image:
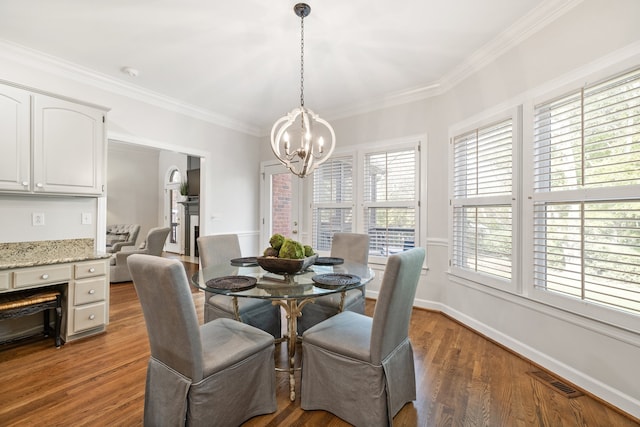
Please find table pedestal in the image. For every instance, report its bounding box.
[273,297,315,401]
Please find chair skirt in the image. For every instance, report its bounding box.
[145,344,276,427]
[205,293,282,338]
[301,337,416,427]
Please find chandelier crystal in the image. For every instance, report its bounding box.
[270,3,336,178]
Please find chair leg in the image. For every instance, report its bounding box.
[54,295,62,348]
[43,309,50,337]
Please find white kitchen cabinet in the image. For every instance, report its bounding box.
[0,84,30,192]
[0,82,108,196]
[67,260,109,340]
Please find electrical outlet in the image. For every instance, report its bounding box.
[81,212,92,225]
[32,213,45,226]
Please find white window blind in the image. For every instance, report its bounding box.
[533,67,640,314]
[311,155,353,251]
[364,148,418,257]
[452,119,513,281]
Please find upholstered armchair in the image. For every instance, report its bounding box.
[105,224,141,253]
[109,227,170,283]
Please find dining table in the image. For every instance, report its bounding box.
[191,257,375,401]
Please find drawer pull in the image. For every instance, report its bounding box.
[89,268,96,273]
[88,289,96,294]
[41,274,49,280]
[89,314,95,320]
[22,181,29,186]
[36,182,44,188]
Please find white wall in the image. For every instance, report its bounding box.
[107,142,161,243]
[0,195,97,243]
[257,0,640,418]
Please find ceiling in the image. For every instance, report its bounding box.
[0,0,575,135]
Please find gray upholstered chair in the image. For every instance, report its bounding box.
[109,227,170,283]
[301,247,425,427]
[128,254,276,427]
[198,234,281,338]
[105,224,140,253]
[297,232,369,335]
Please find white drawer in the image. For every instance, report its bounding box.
[0,272,10,291]
[75,260,107,279]
[13,264,72,288]
[74,277,106,305]
[72,302,106,333]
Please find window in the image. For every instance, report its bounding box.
[311,155,354,251]
[451,117,515,284]
[364,147,419,258]
[310,141,421,261]
[532,67,640,315]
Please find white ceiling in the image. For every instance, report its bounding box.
[0,0,576,135]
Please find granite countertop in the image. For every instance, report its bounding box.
[0,239,112,270]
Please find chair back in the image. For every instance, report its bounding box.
[106,223,141,243]
[197,234,242,268]
[370,247,425,364]
[143,227,171,256]
[330,233,369,265]
[128,254,204,381]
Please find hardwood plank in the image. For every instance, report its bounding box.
[0,259,637,426]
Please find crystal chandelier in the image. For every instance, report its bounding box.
[270,3,336,178]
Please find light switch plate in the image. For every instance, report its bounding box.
[32,213,45,226]
[81,212,92,225]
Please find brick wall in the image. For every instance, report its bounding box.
[272,173,291,236]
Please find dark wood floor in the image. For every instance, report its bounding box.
[0,260,637,426]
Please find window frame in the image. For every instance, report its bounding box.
[522,65,640,332]
[448,107,522,293]
[310,153,356,252]
[361,143,422,265]
[307,137,424,266]
[448,58,640,333]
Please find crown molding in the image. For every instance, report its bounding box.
[317,0,583,128]
[439,0,584,91]
[0,39,262,137]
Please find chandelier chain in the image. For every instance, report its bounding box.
[300,13,305,107]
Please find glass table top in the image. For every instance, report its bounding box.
[191,260,374,300]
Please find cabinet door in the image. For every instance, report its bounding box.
[0,85,30,192]
[32,94,105,195]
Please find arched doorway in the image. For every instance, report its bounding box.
[164,167,183,253]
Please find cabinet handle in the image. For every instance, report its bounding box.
[89,289,95,294]
[36,183,44,188]
[22,181,29,186]
[41,274,49,280]
[89,268,96,273]
[89,314,95,320]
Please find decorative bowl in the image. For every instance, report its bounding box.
[257,254,318,275]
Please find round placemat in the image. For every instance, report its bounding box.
[206,275,257,291]
[314,257,344,266]
[311,273,360,289]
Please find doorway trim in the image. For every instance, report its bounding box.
[259,160,305,249]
